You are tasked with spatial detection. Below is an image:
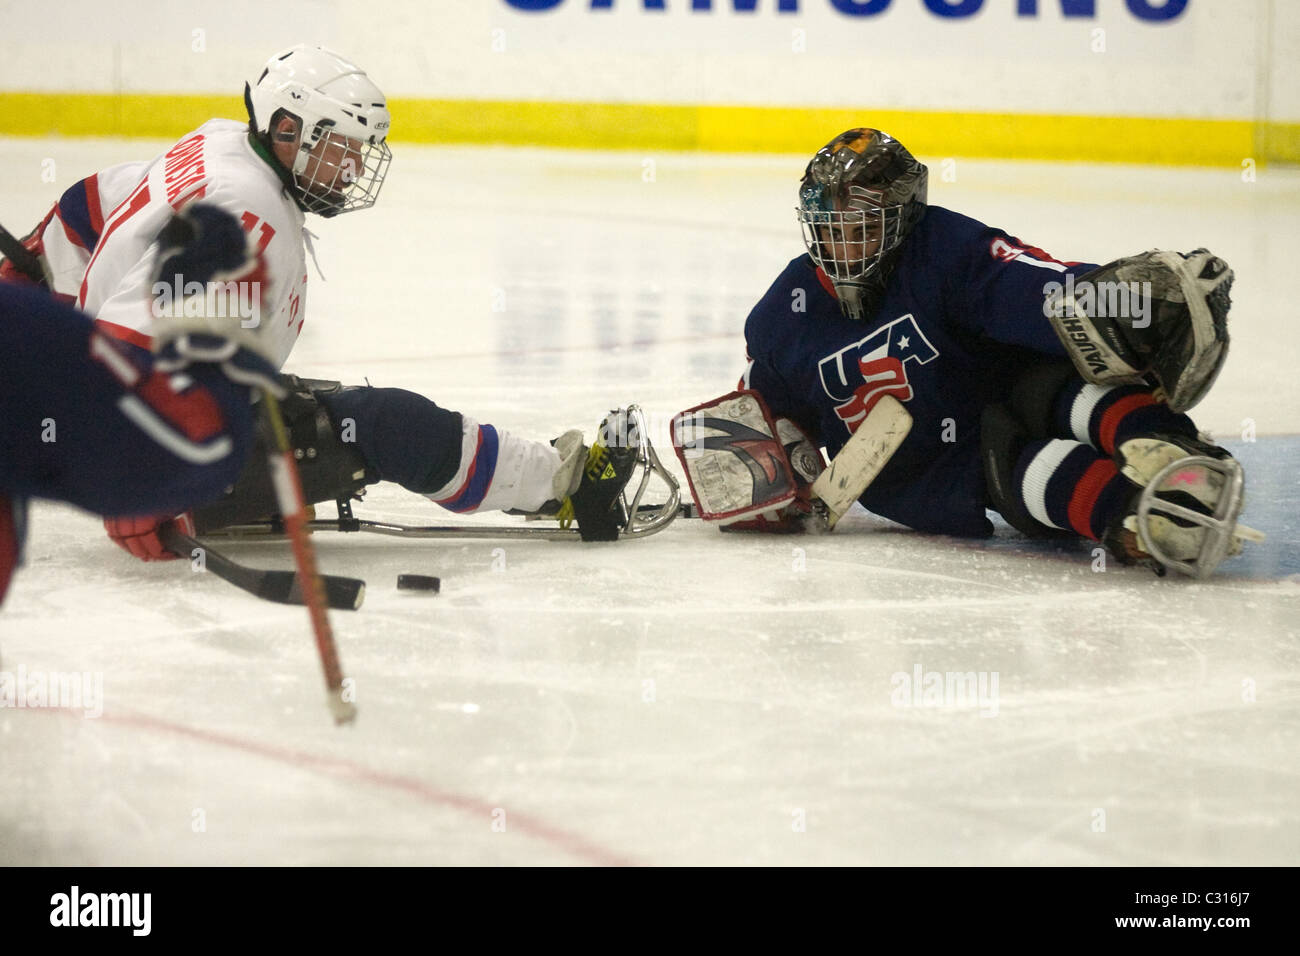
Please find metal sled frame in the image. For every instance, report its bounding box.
[206,405,682,543]
[1134,454,1245,579]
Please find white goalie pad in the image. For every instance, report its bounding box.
[671,391,802,524]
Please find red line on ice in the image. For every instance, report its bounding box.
[31,706,637,867]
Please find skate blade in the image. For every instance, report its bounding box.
[1234,523,1266,544]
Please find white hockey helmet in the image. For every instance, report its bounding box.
[246,44,392,218]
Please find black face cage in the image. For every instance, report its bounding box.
[294,127,392,218]
[798,196,909,287]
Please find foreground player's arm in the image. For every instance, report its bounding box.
[0,280,254,518]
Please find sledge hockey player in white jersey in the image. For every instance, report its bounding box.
[2,44,653,556]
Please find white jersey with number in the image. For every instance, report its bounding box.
[41,119,308,369]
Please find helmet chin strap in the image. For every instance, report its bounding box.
[831,280,871,322]
[243,81,258,136]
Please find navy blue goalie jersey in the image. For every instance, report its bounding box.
[742,205,1100,538]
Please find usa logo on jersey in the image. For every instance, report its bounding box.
[818,313,938,432]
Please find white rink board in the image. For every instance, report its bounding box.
[1,138,1298,865]
[0,0,1296,121]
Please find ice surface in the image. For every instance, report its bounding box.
[1,139,1298,865]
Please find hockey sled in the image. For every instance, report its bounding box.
[202,406,682,543]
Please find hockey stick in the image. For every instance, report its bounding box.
[3,214,355,719]
[259,391,357,724]
[159,524,365,610]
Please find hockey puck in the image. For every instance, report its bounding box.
[396,574,441,593]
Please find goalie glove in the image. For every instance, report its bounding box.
[1045,248,1232,413]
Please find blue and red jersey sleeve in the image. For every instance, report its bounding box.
[924,207,1100,356]
[0,283,253,518]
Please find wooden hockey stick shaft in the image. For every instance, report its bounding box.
[261,389,357,724]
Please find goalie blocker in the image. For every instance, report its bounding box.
[672,390,912,532]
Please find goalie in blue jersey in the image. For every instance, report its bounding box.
[673,128,1252,578]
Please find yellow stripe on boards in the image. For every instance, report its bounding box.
[1,92,1296,166]
[1,93,240,139]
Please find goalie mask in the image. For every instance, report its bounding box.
[798,129,928,321]
[246,45,392,218]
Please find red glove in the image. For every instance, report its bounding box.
[104,513,195,561]
[0,212,52,286]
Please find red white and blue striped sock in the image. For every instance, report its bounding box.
[1013,438,1133,540]
[1052,380,1197,457]
[428,417,563,514]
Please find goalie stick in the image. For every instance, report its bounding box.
[810,394,913,529]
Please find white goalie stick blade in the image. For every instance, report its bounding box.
[810,395,913,529]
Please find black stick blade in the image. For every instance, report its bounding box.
[259,571,366,611]
[160,525,365,611]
